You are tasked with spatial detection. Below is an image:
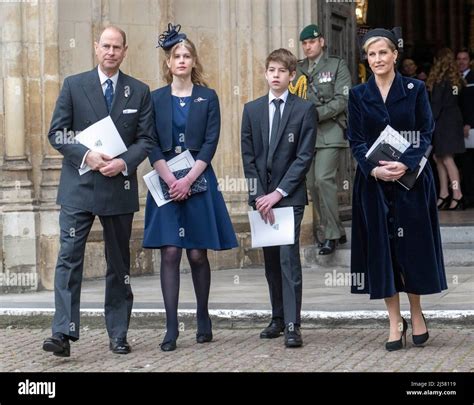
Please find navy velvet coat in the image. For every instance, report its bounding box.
[347,72,447,299]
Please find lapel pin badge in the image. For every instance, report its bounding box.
[407,83,414,89]
[124,85,130,98]
[194,97,207,103]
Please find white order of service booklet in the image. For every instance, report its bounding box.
[75,116,127,175]
[248,207,295,248]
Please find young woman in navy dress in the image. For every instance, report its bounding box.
[143,24,238,351]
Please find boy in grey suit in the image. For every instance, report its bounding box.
[42,26,155,357]
[241,49,317,348]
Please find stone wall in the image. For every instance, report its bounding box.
[0,0,319,292]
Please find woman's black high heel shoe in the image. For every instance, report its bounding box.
[160,331,179,352]
[412,313,429,346]
[447,196,465,211]
[437,195,450,210]
[196,318,213,343]
[385,317,408,352]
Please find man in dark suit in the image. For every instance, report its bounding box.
[241,48,317,348]
[457,49,474,207]
[42,26,155,357]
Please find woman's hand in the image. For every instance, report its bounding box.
[169,177,192,201]
[374,161,408,182]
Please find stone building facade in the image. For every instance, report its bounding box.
[1,0,332,292]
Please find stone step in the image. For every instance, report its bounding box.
[303,226,474,268]
[1,309,473,328]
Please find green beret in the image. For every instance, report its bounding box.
[299,24,321,41]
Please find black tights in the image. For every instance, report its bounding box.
[160,246,211,342]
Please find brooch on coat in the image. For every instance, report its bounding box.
[194,97,207,103]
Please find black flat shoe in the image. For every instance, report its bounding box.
[160,331,178,352]
[109,338,131,354]
[196,332,213,343]
[385,318,408,352]
[412,313,429,346]
[260,318,285,339]
[319,239,336,255]
[43,333,70,357]
[338,235,347,245]
[284,325,303,348]
[318,235,346,248]
[196,318,213,343]
[160,339,177,351]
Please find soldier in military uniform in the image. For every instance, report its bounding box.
[290,24,352,255]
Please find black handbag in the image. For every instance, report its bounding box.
[159,167,207,200]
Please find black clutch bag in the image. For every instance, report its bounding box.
[366,142,402,165]
[159,167,207,200]
[367,142,433,191]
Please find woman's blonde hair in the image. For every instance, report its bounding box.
[426,48,464,91]
[162,38,208,87]
[363,36,397,53]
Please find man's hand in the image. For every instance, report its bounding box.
[255,191,283,225]
[99,158,126,177]
[376,161,408,182]
[464,125,471,138]
[85,151,112,171]
[169,177,192,201]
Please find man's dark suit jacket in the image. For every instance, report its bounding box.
[48,67,155,216]
[241,92,317,207]
[460,70,474,127]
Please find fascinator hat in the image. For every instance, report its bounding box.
[157,23,187,51]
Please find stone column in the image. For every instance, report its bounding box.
[0,1,37,293]
[37,0,63,290]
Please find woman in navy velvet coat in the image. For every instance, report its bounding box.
[348,29,447,351]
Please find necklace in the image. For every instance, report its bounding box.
[172,83,193,108]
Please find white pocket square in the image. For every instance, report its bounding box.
[123,109,138,114]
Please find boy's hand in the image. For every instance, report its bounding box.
[256,191,283,225]
[258,209,275,225]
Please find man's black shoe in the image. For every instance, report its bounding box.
[43,333,70,357]
[318,239,336,255]
[109,338,131,354]
[318,235,346,248]
[260,319,285,339]
[284,326,303,348]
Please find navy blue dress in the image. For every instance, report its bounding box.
[143,96,238,250]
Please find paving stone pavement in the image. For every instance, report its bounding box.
[1,327,472,372]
